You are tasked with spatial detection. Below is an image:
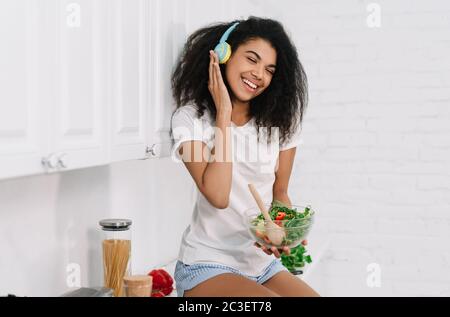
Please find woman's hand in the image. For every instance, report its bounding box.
[254,240,308,258]
[208,50,233,114]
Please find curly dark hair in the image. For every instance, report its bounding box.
[171,16,308,146]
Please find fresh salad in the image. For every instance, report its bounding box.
[250,200,314,272]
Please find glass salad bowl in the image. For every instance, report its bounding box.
[245,203,315,249]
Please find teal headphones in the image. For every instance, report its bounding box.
[214,22,240,64]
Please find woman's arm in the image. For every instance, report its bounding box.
[272,147,297,208]
[178,109,232,209]
[272,146,308,246]
[255,146,306,257]
[179,108,232,209]
[177,51,233,209]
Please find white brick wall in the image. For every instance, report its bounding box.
[274,0,450,296]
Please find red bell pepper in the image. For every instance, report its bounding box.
[148,269,174,297]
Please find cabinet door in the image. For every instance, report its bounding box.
[0,0,50,180]
[109,0,148,162]
[146,0,187,159]
[48,0,108,172]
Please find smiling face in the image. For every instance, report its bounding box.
[224,38,277,103]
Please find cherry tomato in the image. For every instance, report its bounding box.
[275,212,286,220]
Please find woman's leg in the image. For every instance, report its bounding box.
[262,271,320,297]
[184,273,281,297]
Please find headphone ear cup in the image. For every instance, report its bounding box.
[214,42,232,64]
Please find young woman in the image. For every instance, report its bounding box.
[170,17,319,297]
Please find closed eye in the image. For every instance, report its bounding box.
[247,57,257,63]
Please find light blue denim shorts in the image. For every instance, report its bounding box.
[174,259,288,297]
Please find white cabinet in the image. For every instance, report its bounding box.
[49,0,108,171]
[146,0,188,159]
[0,0,110,179]
[109,0,149,162]
[0,0,151,180]
[0,1,49,179]
[0,0,192,180]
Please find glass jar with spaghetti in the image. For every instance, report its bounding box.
[99,219,132,297]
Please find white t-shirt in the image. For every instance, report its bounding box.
[170,104,302,276]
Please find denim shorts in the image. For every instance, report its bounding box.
[174,259,288,297]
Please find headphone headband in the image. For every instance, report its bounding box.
[219,22,239,44]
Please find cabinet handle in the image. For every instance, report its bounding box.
[146,144,159,158]
[41,153,59,171]
[57,153,68,169]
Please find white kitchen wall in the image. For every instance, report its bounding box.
[1,0,449,297]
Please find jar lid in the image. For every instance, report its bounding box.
[99,219,132,231]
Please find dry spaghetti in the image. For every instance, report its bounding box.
[102,239,131,297]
